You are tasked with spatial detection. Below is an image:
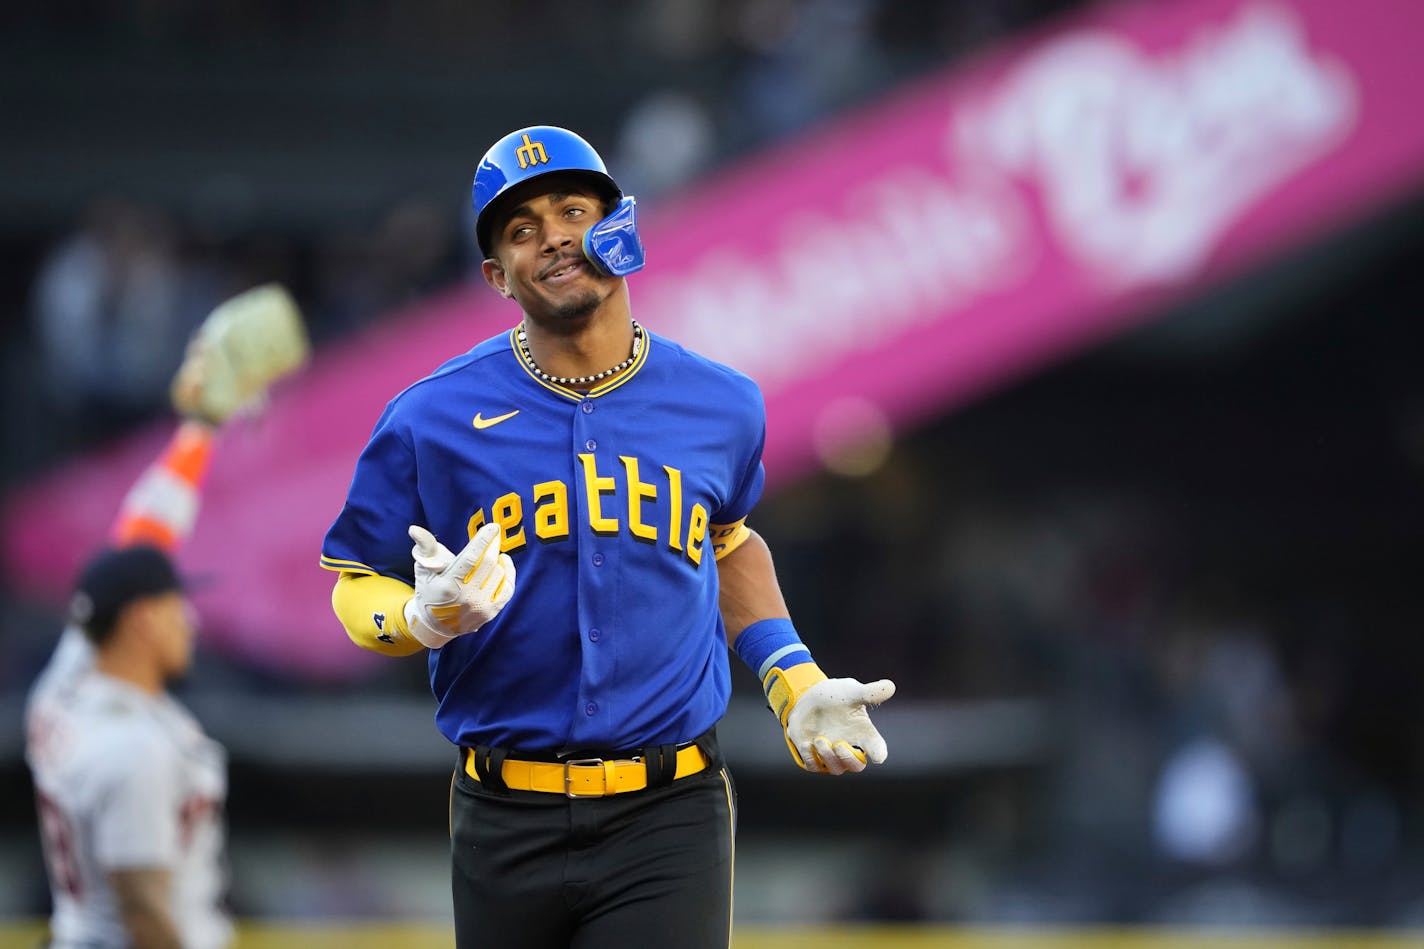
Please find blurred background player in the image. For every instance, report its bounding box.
[320,125,895,948]
[23,286,307,949]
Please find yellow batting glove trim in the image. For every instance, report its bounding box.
[764,661,829,724]
[709,519,752,561]
[839,741,869,767]
[331,573,425,657]
[814,739,868,771]
[764,661,828,770]
[430,604,463,630]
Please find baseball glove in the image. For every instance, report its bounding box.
[171,283,311,424]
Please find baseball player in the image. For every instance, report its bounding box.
[321,125,896,948]
[24,287,307,949]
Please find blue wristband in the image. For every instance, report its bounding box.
[732,618,815,682]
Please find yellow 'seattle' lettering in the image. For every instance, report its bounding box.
[578,453,619,534]
[533,480,569,541]
[685,503,708,566]
[664,464,684,553]
[621,456,658,541]
[492,492,527,553]
[460,457,716,569]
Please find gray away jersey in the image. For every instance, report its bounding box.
[25,628,232,949]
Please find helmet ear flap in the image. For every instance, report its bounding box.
[582,196,645,277]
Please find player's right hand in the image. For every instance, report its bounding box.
[403,523,516,649]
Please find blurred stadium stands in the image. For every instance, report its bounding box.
[3,0,1424,941]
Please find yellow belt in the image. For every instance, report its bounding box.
[465,744,710,798]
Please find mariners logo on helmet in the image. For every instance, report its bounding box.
[472,125,646,277]
[514,134,550,170]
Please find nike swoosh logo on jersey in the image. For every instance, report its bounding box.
[473,410,520,429]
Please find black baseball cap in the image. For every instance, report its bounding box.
[69,545,187,632]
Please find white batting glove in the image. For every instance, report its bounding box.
[782,676,896,775]
[402,523,516,649]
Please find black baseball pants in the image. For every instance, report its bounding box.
[449,750,737,948]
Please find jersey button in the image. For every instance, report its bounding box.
[585,702,598,716]
[589,628,601,642]
[581,401,594,414]
[592,553,605,566]
[584,438,597,451]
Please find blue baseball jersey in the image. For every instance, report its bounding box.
[321,326,766,752]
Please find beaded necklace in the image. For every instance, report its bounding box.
[516,320,643,387]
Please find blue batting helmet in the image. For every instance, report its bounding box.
[471,125,645,277]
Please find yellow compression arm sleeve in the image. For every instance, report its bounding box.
[331,572,426,657]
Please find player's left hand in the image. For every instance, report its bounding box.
[784,677,896,775]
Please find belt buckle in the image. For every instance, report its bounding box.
[564,757,606,798]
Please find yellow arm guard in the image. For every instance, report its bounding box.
[331,572,425,657]
[763,661,829,768]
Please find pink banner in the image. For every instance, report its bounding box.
[7,0,1424,679]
